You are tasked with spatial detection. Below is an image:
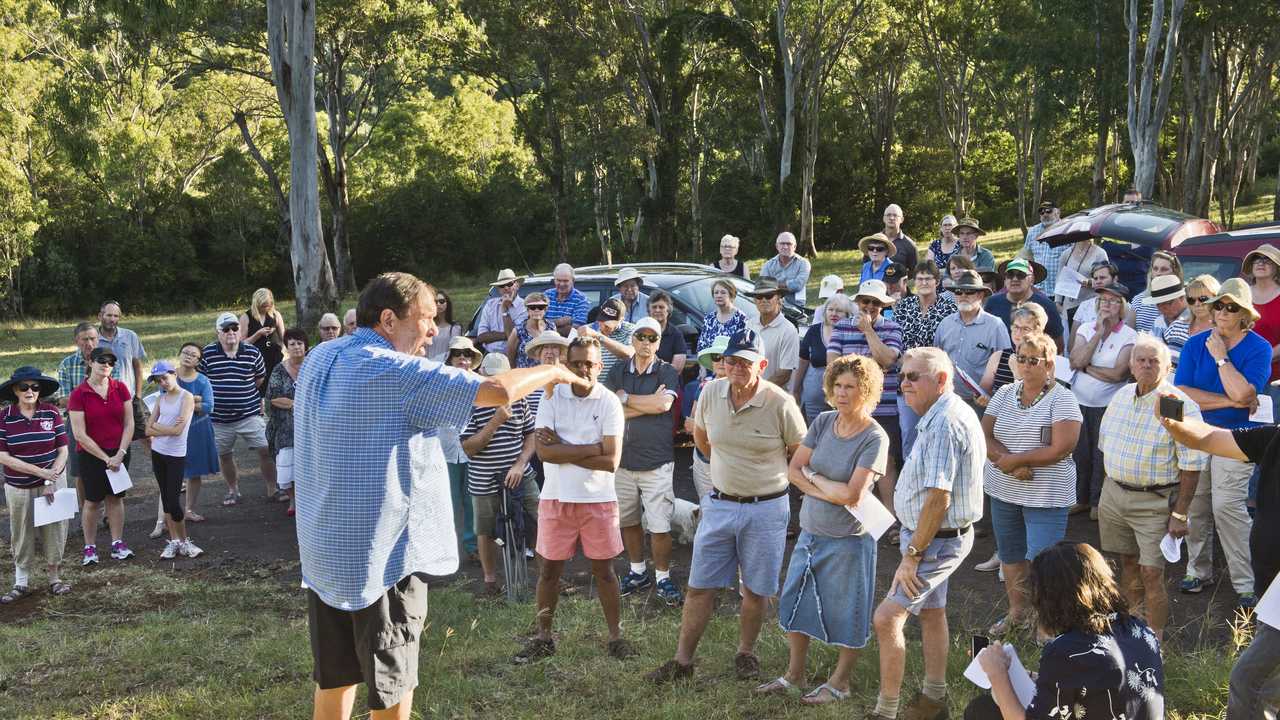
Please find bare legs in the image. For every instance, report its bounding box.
[81,496,124,547]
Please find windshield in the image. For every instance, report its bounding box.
[1180,257,1243,285]
[666,277,761,322]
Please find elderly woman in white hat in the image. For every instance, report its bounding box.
[443,336,484,560]
[712,234,749,278]
[612,267,650,323]
[0,367,70,602]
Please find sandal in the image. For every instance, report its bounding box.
[988,614,1033,637]
[49,581,72,596]
[185,511,206,523]
[222,492,239,507]
[753,676,801,696]
[272,489,290,503]
[801,683,850,705]
[0,585,32,604]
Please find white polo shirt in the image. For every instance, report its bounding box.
[534,383,625,503]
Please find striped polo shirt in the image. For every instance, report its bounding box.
[461,399,535,495]
[0,403,67,488]
[546,287,590,327]
[199,341,265,424]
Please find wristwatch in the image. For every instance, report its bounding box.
[1216,357,1230,368]
[906,544,923,559]
[1170,511,1188,522]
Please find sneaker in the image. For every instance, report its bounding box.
[1180,575,1214,594]
[902,692,949,720]
[181,540,204,558]
[619,570,652,596]
[1239,592,1258,611]
[734,651,761,680]
[110,540,134,561]
[655,578,684,606]
[974,552,1001,572]
[159,540,180,559]
[81,546,99,566]
[524,547,535,559]
[512,637,556,664]
[646,659,694,684]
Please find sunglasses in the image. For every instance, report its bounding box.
[435,297,448,304]
[220,324,240,332]
[707,354,723,363]
[568,359,599,369]
[901,371,928,382]
[1039,208,1054,215]
[754,294,780,301]
[1187,295,1213,305]
[526,304,548,311]
[94,356,117,366]
[1213,301,1243,314]
[867,245,887,252]
[15,383,41,392]
[857,298,883,307]
[633,333,659,343]
[723,356,754,368]
[447,350,473,359]
[954,290,984,297]
[1015,355,1047,366]
[1005,271,1028,280]
[498,281,516,289]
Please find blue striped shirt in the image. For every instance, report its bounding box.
[547,287,590,326]
[0,403,67,488]
[294,328,482,610]
[198,342,265,424]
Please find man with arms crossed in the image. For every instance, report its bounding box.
[295,272,584,720]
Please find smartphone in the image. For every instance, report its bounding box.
[972,635,990,657]
[1159,395,1184,422]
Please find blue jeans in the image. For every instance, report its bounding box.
[448,462,476,555]
[989,496,1069,564]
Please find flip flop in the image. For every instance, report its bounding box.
[0,585,32,604]
[801,683,850,705]
[753,676,800,696]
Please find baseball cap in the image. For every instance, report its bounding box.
[215,311,239,331]
[598,298,625,322]
[479,352,511,376]
[723,328,765,365]
[89,347,118,364]
[147,360,176,380]
[632,317,662,336]
[818,274,845,299]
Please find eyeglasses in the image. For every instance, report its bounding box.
[94,356,117,366]
[319,325,340,331]
[1005,271,1028,280]
[15,383,41,392]
[723,356,754,369]
[1186,295,1213,305]
[867,245,887,253]
[633,333,659,343]
[1039,208,1054,215]
[220,324,240,332]
[1098,296,1123,305]
[1015,355,1047,366]
[1213,301,1243,314]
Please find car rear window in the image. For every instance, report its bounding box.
[1180,257,1243,284]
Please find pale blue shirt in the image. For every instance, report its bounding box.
[611,291,651,323]
[760,254,812,305]
[294,328,482,610]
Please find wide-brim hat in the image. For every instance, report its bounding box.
[951,270,992,295]
[614,267,645,287]
[858,233,897,258]
[525,329,569,355]
[1243,244,1280,279]
[1210,277,1260,321]
[489,268,526,287]
[998,257,1048,284]
[446,336,483,364]
[744,277,784,298]
[1140,275,1183,305]
[697,335,731,370]
[853,279,897,306]
[953,217,987,236]
[1,366,59,402]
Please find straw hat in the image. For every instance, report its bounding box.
[525,329,570,355]
[489,268,526,287]
[1210,277,1260,321]
[858,233,897,258]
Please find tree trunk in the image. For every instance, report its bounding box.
[319,49,357,296]
[1125,0,1188,200]
[267,0,337,329]
[233,111,292,252]
[592,157,612,265]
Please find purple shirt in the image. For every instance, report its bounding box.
[826,317,903,417]
[0,403,67,489]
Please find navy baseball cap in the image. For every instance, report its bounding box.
[723,328,765,364]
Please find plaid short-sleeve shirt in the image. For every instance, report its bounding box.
[1100,381,1208,487]
[894,392,985,529]
[294,328,482,611]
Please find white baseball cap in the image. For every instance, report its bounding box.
[818,274,845,299]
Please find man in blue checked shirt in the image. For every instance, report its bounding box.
[295,272,586,720]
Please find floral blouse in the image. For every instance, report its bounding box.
[929,238,961,271]
[266,362,298,450]
[698,309,748,352]
[1027,614,1163,720]
[892,293,958,350]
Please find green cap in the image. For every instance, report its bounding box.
[1004,257,1033,276]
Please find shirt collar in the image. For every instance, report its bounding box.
[715,377,769,409]
[918,391,960,428]
[628,356,659,374]
[353,327,394,352]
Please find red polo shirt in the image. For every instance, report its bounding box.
[67,379,132,451]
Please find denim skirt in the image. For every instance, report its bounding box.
[777,530,876,648]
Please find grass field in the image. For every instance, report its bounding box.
[0,560,1245,718]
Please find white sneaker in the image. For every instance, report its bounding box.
[159,540,180,559]
[975,552,1001,572]
[181,540,204,558]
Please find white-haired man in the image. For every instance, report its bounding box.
[869,347,984,720]
[317,314,342,342]
[342,309,357,336]
[546,263,590,334]
[760,232,811,306]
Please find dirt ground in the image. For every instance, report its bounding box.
[0,445,1244,649]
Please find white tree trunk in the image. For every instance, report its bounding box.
[267,0,337,328]
[776,0,796,188]
[1125,0,1187,199]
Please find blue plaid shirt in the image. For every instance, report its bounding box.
[1024,222,1067,295]
[894,391,985,530]
[294,328,482,610]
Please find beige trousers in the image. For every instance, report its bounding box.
[1184,454,1254,594]
[5,475,69,585]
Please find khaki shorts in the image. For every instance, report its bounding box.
[1098,477,1177,568]
[213,415,268,455]
[471,474,540,537]
[615,462,675,533]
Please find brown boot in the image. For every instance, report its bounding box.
[901,692,949,720]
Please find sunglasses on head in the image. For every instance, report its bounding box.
[94,356,117,366]
[633,332,659,342]
[1186,295,1213,305]
[220,324,240,332]
[1015,355,1047,366]
[15,383,41,392]
[1213,301,1243,314]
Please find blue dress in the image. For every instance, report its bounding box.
[177,372,220,477]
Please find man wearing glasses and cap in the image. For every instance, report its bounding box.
[985,256,1065,352]
[746,278,800,388]
[474,268,528,353]
[932,270,1012,407]
[199,311,275,507]
[1022,200,1065,295]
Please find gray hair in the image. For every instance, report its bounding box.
[824,293,854,318]
[1010,303,1049,331]
[903,347,954,391]
[553,263,574,280]
[318,313,340,327]
[884,203,904,217]
[73,321,96,338]
[940,214,957,226]
[720,234,740,247]
[776,231,797,246]
[1131,334,1172,371]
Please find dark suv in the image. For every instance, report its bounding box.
[467,262,810,352]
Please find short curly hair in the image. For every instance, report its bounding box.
[822,354,885,410]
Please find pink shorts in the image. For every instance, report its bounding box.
[535,499,624,561]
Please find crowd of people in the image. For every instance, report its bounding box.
[2,196,1280,720]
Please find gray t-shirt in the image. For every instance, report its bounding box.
[931,311,1011,400]
[799,411,889,537]
[98,327,147,396]
[604,358,680,471]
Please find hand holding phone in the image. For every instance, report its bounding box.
[1158,395,1184,422]
[971,634,990,657]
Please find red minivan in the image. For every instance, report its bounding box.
[1173,223,1280,283]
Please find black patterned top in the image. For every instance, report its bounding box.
[1027,614,1164,720]
[892,293,958,350]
